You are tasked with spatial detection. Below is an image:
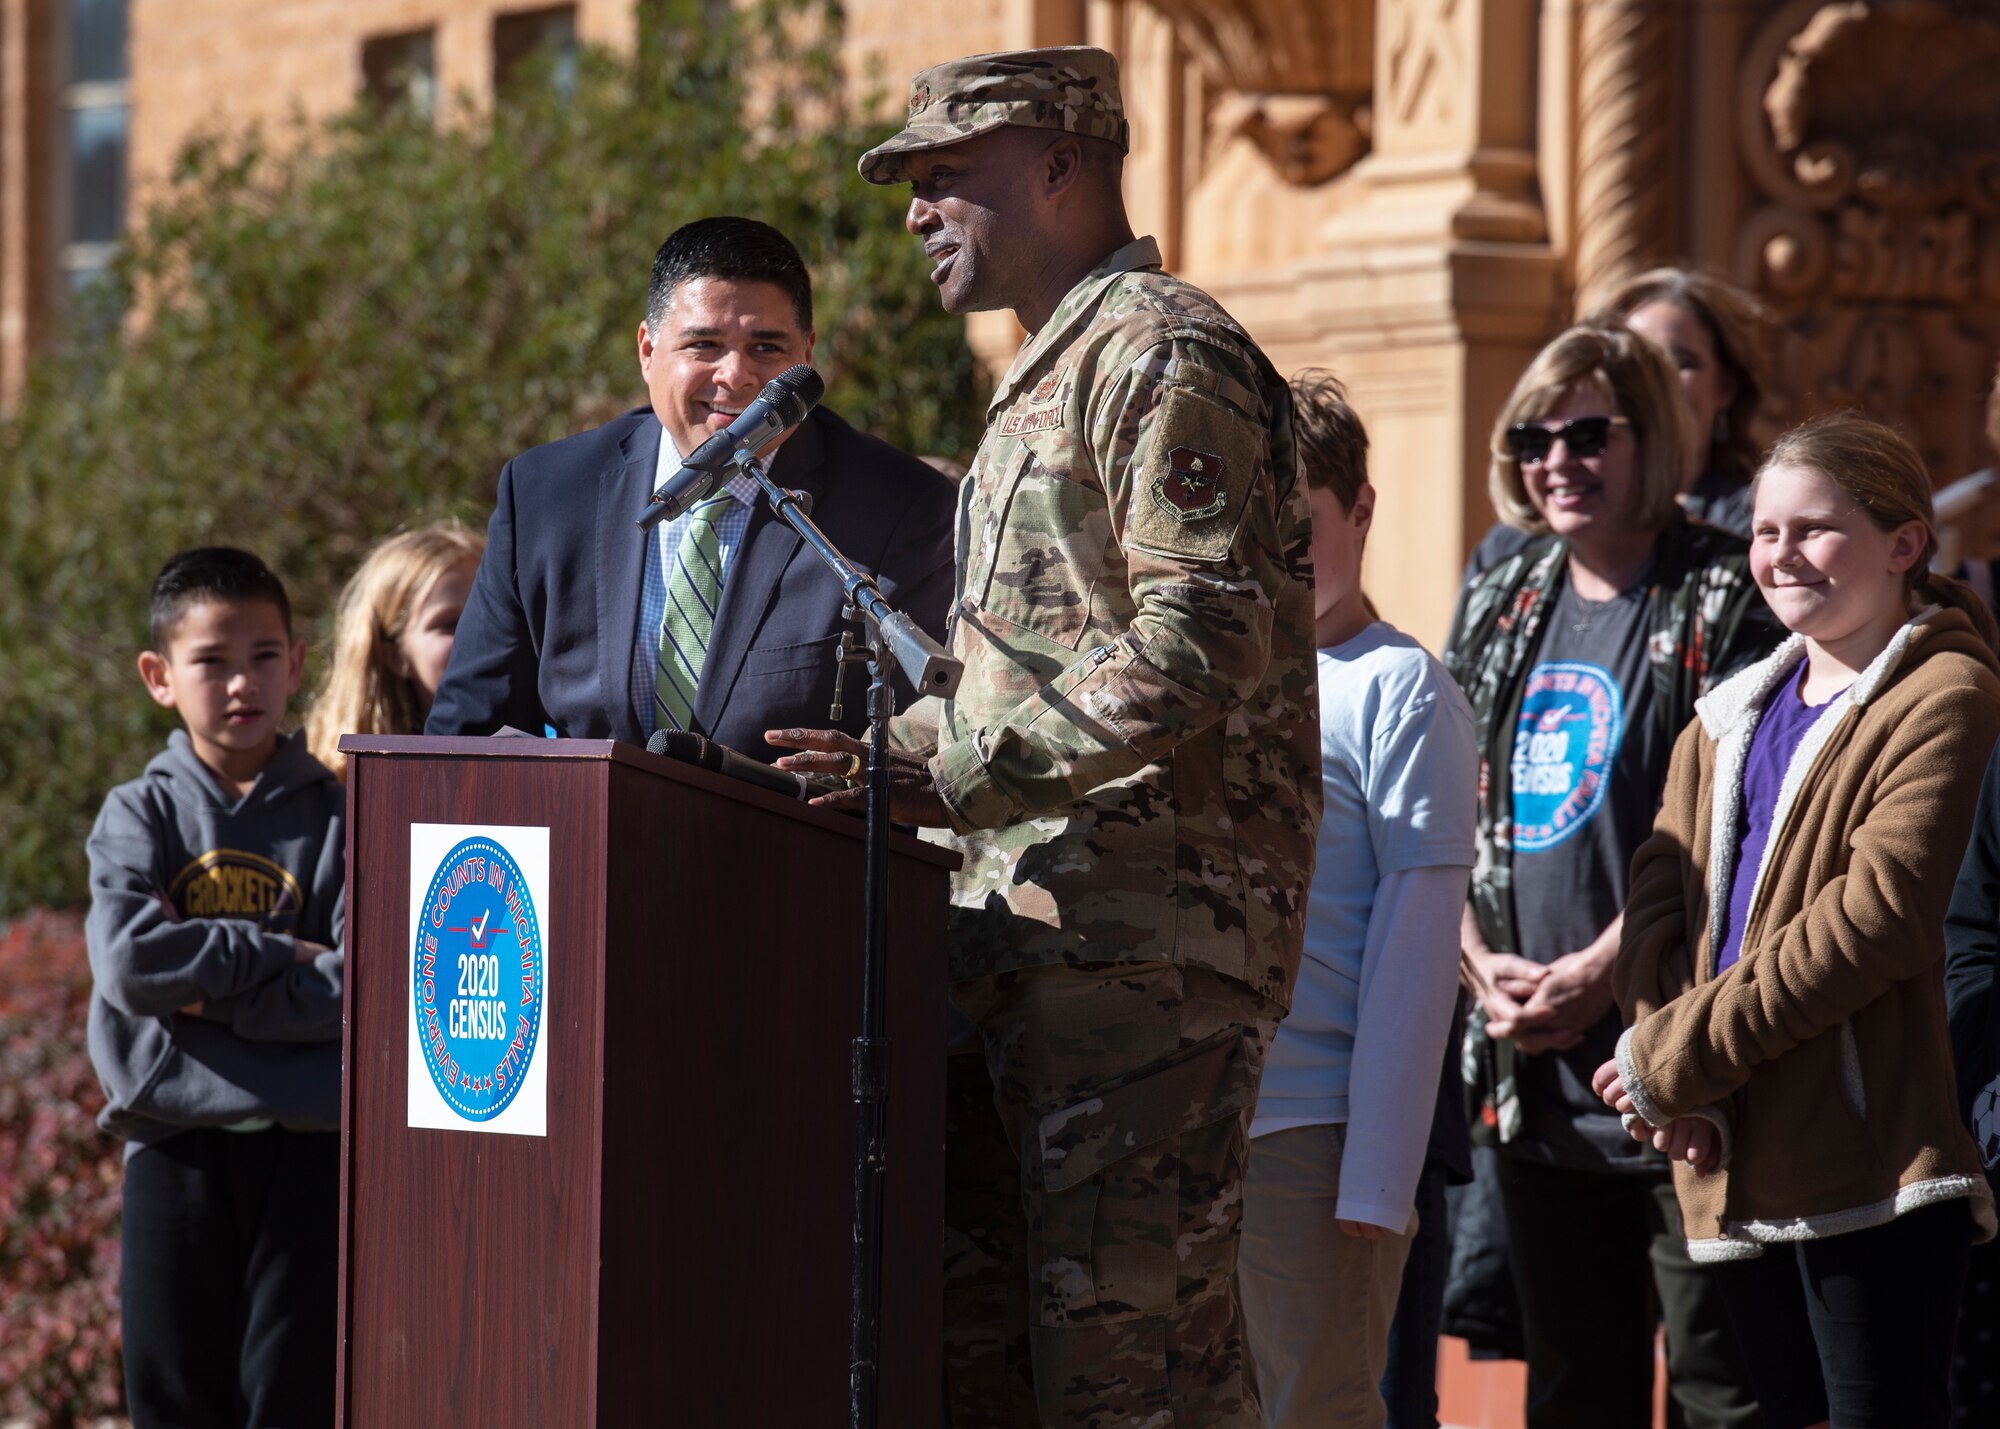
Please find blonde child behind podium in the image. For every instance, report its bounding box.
[305,520,483,779]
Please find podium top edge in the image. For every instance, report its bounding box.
[336,734,962,870]
[338,734,622,759]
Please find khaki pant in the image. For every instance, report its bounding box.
[944,962,1278,1428]
[1239,1124,1415,1429]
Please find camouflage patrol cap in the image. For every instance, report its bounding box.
[857,46,1129,185]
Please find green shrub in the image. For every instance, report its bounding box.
[0,909,124,1425]
[0,0,982,915]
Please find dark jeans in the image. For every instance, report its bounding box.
[1953,1232,1999,1424]
[1712,1199,1974,1429]
[121,1127,339,1429]
[1382,1158,1452,1429]
[1493,1151,1761,1429]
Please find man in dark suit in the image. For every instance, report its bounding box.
[428,217,957,753]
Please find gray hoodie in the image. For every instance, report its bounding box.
[85,729,345,1146]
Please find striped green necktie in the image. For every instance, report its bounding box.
[653,491,733,733]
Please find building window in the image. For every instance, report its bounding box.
[362,28,438,118]
[61,0,129,295]
[494,6,579,95]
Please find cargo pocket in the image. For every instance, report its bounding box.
[1031,1025,1260,1328]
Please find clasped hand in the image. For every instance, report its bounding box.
[765,727,952,827]
[1468,946,1614,1055]
[1589,1058,1721,1175]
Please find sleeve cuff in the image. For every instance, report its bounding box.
[1615,1023,1674,1129]
[241,930,301,997]
[889,697,944,759]
[1333,1197,1418,1237]
[930,735,1021,834]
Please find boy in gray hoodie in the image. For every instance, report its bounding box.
[86,547,344,1428]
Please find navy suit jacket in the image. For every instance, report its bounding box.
[427,406,958,756]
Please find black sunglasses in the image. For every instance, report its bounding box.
[1505,415,1630,465]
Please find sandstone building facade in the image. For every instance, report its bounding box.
[4,0,1997,646]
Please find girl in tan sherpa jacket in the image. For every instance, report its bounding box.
[1595,412,2000,1429]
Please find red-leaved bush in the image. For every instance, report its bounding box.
[0,908,126,1425]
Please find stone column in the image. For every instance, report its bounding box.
[1570,0,1679,312]
[1211,0,1559,647]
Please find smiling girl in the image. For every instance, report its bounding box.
[1600,411,2000,1428]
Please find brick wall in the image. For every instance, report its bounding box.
[126,0,634,200]
[0,0,58,410]
[840,0,1006,118]
[1,0,1000,409]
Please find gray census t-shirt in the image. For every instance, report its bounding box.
[1507,576,1670,1171]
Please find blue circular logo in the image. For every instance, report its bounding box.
[412,836,544,1121]
[1511,661,1624,852]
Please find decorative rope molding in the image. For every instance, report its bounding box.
[1572,0,1678,312]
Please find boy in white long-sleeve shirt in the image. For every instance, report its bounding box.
[1239,371,1479,1429]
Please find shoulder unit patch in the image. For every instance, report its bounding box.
[1152,445,1228,522]
[1126,384,1262,562]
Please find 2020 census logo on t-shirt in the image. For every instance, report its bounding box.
[1511,661,1623,852]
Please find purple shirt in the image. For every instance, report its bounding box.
[1717,663,1841,974]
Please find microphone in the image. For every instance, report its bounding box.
[646,729,832,802]
[636,365,825,529]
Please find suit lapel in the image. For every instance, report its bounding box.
[598,417,661,742]
[693,414,830,735]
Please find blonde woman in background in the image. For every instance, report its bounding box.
[304,521,484,780]
[1467,267,1777,579]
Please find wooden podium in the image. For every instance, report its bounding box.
[335,736,952,1427]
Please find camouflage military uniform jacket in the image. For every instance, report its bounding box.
[1441,521,1777,1140]
[895,237,1320,1007]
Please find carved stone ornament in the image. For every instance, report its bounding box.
[1205,92,1373,187]
[1735,0,2000,476]
[1147,0,1376,186]
[1741,0,2000,301]
[1383,0,1463,133]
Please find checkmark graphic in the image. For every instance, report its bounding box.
[471,910,491,945]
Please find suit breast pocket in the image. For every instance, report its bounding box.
[738,633,841,679]
[980,446,1111,652]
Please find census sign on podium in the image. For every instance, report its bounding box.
[405,823,549,1137]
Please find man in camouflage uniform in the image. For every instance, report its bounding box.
[774,46,1320,1427]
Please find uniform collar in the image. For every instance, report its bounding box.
[988,235,1164,417]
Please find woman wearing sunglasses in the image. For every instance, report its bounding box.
[1466,267,1775,580]
[1443,324,1780,1426]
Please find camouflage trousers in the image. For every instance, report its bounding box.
[944,962,1279,1428]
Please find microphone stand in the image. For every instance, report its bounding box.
[733,449,962,1429]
